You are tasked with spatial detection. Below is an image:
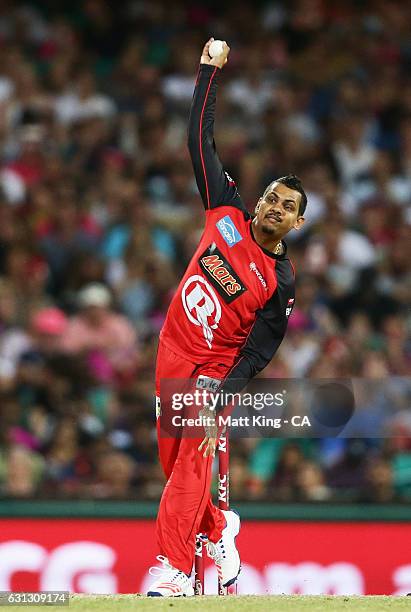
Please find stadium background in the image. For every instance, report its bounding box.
[0,0,410,596]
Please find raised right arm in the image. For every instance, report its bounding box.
[187,44,244,211]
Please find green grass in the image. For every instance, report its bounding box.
[8,595,411,611]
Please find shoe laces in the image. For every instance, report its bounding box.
[206,538,226,564]
[149,556,187,584]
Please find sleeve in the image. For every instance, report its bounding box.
[214,280,295,414]
[187,64,245,211]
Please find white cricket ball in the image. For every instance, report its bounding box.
[209,40,224,58]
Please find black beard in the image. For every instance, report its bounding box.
[261,224,275,235]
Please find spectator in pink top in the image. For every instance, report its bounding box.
[62,283,139,384]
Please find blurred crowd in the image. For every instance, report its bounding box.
[0,0,410,502]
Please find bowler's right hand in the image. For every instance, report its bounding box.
[200,38,230,70]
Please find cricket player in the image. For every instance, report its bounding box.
[147,39,307,597]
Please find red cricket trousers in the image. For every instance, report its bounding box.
[155,340,229,575]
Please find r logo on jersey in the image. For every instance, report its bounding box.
[286,298,295,317]
[181,275,221,349]
[216,215,242,247]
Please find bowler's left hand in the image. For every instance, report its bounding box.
[198,435,217,458]
[198,405,218,457]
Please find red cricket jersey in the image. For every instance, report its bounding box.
[161,204,294,365]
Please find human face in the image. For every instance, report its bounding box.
[254,182,305,238]
[83,305,107,326]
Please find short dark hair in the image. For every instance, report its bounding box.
[265,174,307,216]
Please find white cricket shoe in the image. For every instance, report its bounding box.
[147,555,194,597]
[207,509,241,587]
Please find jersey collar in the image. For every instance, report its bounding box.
[249,220,288,260]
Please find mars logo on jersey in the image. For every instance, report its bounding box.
[199,245,246,304]
[216,215,242,247]
[181,275,221,349]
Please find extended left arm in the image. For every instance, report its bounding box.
[217,286,294,404]
[199,282,295,456]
